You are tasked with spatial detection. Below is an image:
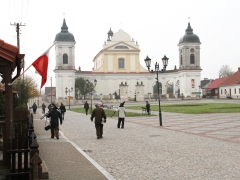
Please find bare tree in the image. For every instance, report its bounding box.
[218,65,234,78]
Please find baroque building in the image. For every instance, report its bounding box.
[53,19,202,103]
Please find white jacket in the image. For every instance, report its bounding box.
[117,107,126,118]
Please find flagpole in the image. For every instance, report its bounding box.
[8,41,57,86]
[8,64,33,86]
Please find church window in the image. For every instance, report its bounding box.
[181,55,182,65]
[190,54,195,64]
[118,58,124,69]
[115,46,129,49]
[63,53,68,64]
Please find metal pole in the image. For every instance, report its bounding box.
[69,91,70,110]
[157,70,162,126]
[90,93,92,113]
[51,77,52,103]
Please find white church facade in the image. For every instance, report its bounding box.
[53,19,202,104]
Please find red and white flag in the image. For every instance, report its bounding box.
[32,42,56,88]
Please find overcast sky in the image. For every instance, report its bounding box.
[1,0,240,88]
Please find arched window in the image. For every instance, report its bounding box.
[181,55,183,65]
[190,54,195,64]
[114,46,129,49]
[63,53,68,64]
[118,58,124,69]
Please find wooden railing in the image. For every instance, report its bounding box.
[6,112,43,180]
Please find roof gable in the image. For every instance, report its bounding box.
[103,41,140,51]
[219,68,240,86]
[207,78,227,89]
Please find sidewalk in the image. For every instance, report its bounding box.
[33,113,110,180]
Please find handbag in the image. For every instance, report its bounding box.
[44,118,51,131]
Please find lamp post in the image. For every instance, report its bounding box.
[86,79,97,113]
[65,87,73,110]
[144,55,169,126]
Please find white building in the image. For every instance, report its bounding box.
[54,19,202,103]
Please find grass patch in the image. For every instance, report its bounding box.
[70,107,155,117]
[126,103,240,114]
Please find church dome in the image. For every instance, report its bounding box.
[111,29,131,41]
[179,23,200,44]
[55,19,75,42]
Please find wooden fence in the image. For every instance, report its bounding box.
[6,110,43,180]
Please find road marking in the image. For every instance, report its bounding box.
[59,131,116,180]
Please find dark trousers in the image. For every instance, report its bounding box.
[85,108,89,115]
[51,125,59,138]
[117,118,125,128]
[61,112,65,120]
[33,109,36,114]
[42,108,45,114]
[95,123,103,138]
[147,108,150,115]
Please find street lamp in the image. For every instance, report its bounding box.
[65,87,73,110]
[144,55,169,126]
[86,79,97,113]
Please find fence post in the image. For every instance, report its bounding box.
[30,152,42,180]
[28,113,34,146]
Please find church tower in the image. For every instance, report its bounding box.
[54,19,76,100]
[178,23,201,70]
[177,22,202,97]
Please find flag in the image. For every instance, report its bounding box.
[32,42,56,88]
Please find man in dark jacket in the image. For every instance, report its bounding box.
[90,102,107,139]
[47,104,62,139]
[59,103,66,120]
[32,102,37,114]
[84,101,89,115]
[146,101,150,115]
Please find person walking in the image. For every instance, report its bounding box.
[59,103,66,120]
[42,103,46,114]
[90,102,107,139]
[146,101,151,115]
[84,101,89,115]
[46,104,62,139]
[32,102,37,114]
[117,102,126,128]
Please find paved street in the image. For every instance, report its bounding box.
[34,100,240,180]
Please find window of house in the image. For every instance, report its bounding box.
[63,53,68,64]
[118,58,124,69]
[221,89,222,94]
[190,54,195,64]
[239,88,240,94]
[235,88,236,94]
[181,55,182,65]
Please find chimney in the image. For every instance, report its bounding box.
[238,67,240,73]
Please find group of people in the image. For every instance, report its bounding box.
[35,100,150,140]
[36,102,66,140]
[90,101,126,139]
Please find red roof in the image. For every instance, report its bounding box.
[219,68,240,86]
[206,78,227,89]
[0,39,19,62]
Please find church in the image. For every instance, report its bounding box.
[53,19,202,104]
